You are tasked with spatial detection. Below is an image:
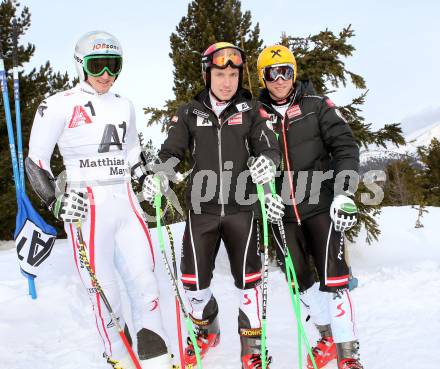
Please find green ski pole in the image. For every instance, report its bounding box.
[248,157,270,369]
[268,181,318,369]
[153,180,203,369]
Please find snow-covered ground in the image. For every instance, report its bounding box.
[1,206,439,369]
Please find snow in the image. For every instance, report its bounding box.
[1,206,439,369]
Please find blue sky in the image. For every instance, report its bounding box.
[21,0,440,147]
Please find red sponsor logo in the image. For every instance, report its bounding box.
[68,106,92,128]
[243,294,252,305]
[259,107,269,119]
[228,112,242,125]
[149,298,159,311]
[286,104,301,119]
[336,303,346,317]
[325,98,335,108]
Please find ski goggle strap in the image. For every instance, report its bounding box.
[83,55,123,77]
[210,48,244,69]
[263,64,295,82]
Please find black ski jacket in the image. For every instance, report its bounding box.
[258,80,359,222]
[159,87,280,216]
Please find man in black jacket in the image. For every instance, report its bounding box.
[256,45,363,369]
[143,42,280,369]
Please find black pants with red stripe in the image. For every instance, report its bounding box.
[271,212,349,292]
[180,210,262,291]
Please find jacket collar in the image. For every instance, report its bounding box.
[259,79,316,114]
[193,87,253,123]
[78,80,112,96]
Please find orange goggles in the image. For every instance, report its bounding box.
[210,48,244,69]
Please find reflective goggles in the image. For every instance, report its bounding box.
[263,64,295,82]
[210,48,244,69]
[83,55,123,77]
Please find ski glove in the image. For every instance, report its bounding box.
[265,193,285,223]
[52,190,88,223]
[142,173,169,204]
[330,195,358,232]
[249,155,276,185]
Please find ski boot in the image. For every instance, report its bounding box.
[183,314,220,366]
[337,340,364,369]
[240,329,272,369]
[307,324,337,369]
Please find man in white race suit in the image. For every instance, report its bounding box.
[25,31,172,369]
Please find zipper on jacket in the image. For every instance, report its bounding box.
[217,119,225,216]
[203,99,226,216]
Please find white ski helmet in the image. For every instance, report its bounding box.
[74,30,123,81]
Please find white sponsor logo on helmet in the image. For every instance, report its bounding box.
[91,38,120,52]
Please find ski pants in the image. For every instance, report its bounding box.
[66,182,169,362]
[181,210,263,331]
[271,211,350,292]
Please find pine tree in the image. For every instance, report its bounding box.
[0,0,73,239]
[280,26,405,243]
[382,158,423,206]
[418,138,440,206]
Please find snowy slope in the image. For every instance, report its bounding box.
[1,206,439,369]
[360,121,440,164]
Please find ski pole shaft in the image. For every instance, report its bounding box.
[153,185,203,369]
[12,19,24,189]
[268,180,318,369]
[276,219,318,369]
[75,223,142,369]
[0,25,36,298]
[0,26,21,196]
[248,156,269,369]
[164,216,185,369]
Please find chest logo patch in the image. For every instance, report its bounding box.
[286,104,302,119]
[68,106,92,128]
[196,116,213,127]
[236,102,251,112]
[228,112,243,125]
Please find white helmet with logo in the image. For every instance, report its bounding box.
[74,30,123,81]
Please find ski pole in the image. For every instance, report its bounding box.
[248,157,270,369]
[267,181,318,369]
[0,25,37,298]
[275,218,318,369]
[11,20,35,298]
[74,222,142,369]
[154,181,203,369]
[163,209,186,369]
[12,19,24,189]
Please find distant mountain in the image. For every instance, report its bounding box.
[359,122,440,173]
